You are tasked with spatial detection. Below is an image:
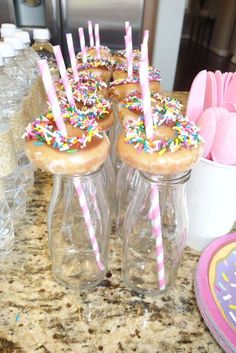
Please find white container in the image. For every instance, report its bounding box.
[186,158,236,251]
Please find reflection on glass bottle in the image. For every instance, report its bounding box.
[47,169,111,291]
[116,163,140,238]
[123,171,190,296]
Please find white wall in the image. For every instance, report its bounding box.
[152,0,186,91]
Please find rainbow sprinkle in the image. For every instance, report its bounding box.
[75,56,114,71]
[124,92,183,124]
[114,63,161,81]
[24,112,103,152]
[58,97,111,122]
[110,69,161,87]
[123,113,203,155]
[113,49,141,61]
[76,45,111,58]
[55,73,107,98]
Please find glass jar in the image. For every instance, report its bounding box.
[47,168,111,291]
[116,163,140,238]
[102,156,116,221]
[109,117,123,171]
[123,171,190,296]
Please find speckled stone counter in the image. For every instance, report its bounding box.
[0,92,224,353]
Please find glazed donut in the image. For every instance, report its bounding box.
[72,102,114,132]
[56,73,109,99]
[112,64,161,81]
[109,74,161,102]
[117,114,203,175]
[62,96,114,132]
[50,97,114,133]
[77,46,112,60]
[54,74,114,131]
[119,92,183,125]
[74,57,114,83]
[24,115,110,175]
[112,49,142,65]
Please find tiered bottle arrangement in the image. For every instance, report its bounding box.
[1,21,204,297]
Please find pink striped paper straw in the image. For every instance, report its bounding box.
[94,23,101,59]
[53,45,75,107]
[150,185,166,290]
[74,179,104,271]
[141,42,149,66]
[125,21,130,34]
[143,30,149,46]
[125,35,133,79]
[66,33,78,80]
[37,59,67,135]
[88,20,94,47]
[139,60,153,139]
[127,26,133,53]
[78,27,87,64]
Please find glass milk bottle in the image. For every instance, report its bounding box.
[116,163,140,237]
[102,156,116,221]
[123,171,190,296]
[47,168,111,291]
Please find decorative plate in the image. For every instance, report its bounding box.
[195,232,236,353]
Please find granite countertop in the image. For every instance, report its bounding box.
[0,92,224,353]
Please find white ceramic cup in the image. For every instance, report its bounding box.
[186,158,236,251]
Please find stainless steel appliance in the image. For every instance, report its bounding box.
[0,0,156,62]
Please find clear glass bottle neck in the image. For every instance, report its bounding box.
[140,171,191,185]
[58,166,103,182]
